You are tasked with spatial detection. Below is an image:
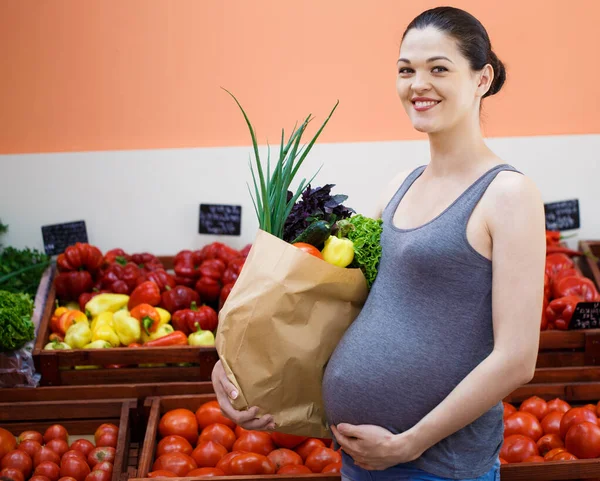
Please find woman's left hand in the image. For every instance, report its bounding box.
[331,423,425,471]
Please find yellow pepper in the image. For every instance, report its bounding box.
[64,301,80,311]
[85,293,130,318]
[141,324,174,343]
[188,326,215,347]
[75,365,100,370]
[321,235,355,268]
[44,340,71,350]
[91,324,120,347]
[64,322,92,349]
[113,310,141,345]
[91,311,115,333]
[84,340,112,349]
[155,307,171,326]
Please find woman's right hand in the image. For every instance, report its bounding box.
[211,360,275,431]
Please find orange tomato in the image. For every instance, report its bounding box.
[191,441,227,468]
[500,435,539,463]
[232,431,275,456]
[305,447,342,473]
[560,407,598,440]
[503,402,517,420]
[159,409,198,445]
[295,438,326,462]
[565,421,600,459]
[199,424,236,451]
[156,435,193,458]
[544,447,567,461]
[277,464,312,474]
[267,449,303,471]
[541,411,564,436]
[520,397,549,422]
[536,433,564,456]
[270,432,308,450]
[292,243,324,260]
[229,453,275,476]
[195,401,236,430]
[504,412,543,441]
[547,398,571,415]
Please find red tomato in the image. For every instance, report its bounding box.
[156,435,193,458]
[565,421,600,459]
[60,457,91,481]
[95,432,117,449]
[199,424,236,451]
[270,432,308,450]
[30,476,51,481]
[34,447,61,468]
[152,452,198,477]
[560,407,598,440]
[504,412,543,441]
[0,428,17,460]
[191,441,228,468]
[541,411,563,436]
[277,464,313,474]
[159,409,199,445]
[195,401,236,430]
[553,452,578,461]
[267,448,303,471]
[544,447,567,461]
[87,448,116,468]
[503,402,516,420]
[93,425,118,443]
[547,398,572,415]
[522,456,545,463]
[70,440,95,459]
[18,431,43,445]
[295,438,326,462]
[499,458,508,465]
[584,404,598,413]
[322,462,342,473]
[43,426,69,445]
[92,463,112,475]
[215,451,246,475]
[147,471,177,478]
[520,396,549,422]
[34,461,61,481]
[18,440,42,459]
[83,471,111,481]
[187,467,225,477]
[229,453,275,475]
[1,467,25,481]
[61,451,86,463]
[500,435,539,463]
[293,243,324,259]
[305,447,342,473]
[1,450,33,478]
[46,439,69,458]
[233,431,275,456]
[536,433,564,456]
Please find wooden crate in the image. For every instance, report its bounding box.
[537,329,600,368]
[0,398,138,481]
[135,389,600,481]
[578,240,600,291]
[32,263,219,386]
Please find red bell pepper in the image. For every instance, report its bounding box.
[172,302,218,335]
[99,263,141,294]
[545,253,575,278]
[219,282,235,310]
[103,249,130,266]
[130,253,164,272]
[144,331,188,347]
[546,230,561,247]
[57,242,104,273]
[173,276,197,288]
[54,271,93,301]
[174,250,205,279]
[160,285,200,313]
[200,259,226,279]
[240,244,252,257]
[553,276,600,302]
[546,295,581,330]
[544,273,551,302]
[195,277,221,302]
[128,281,161,310]
[130,303,162,334]
[137,269,176,292]
[546,246,584,257]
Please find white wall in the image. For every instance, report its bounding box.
[1,134,598,255]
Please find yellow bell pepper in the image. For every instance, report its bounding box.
[141,324,174,343]
[155,307,171,326]
[64,301,80,311]
[113,310,141,345]
[188,326,215,347]
[91,311,115,333]
[85,294,130,317]
[64,322,92,349]
[44,340,71,350]
[91,324,120,347]
[84,340,112,349]
[75,365,100,370]
[321,235,355,268]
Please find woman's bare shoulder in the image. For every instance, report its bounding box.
[372,169,415,220]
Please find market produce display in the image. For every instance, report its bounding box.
[542,231,600,330]
[149,400,342,476]
[0,290,35,352]
[0,423,119,481]
[501,396,600,463]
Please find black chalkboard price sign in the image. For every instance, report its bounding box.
[544,199,580,231]
[41,220,89,256]
[570,302,600,330]
[199,204,242,236]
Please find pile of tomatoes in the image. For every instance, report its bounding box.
[150,401,342,477]
[502,396,600,463]
[0,424,118,481]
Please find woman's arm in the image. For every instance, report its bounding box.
[334,172,546,469]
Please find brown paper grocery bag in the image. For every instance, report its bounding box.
[216,229,368,438]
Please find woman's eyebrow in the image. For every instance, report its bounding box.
[397,56,454,64]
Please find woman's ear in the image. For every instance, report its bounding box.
[476,64,494,97]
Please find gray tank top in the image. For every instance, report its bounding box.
[323,163,520,479]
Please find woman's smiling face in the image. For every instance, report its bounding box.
[396,26,489,134]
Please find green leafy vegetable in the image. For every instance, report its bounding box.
[0,290,35,352]
[0,247,50,296]
[343,215,383,289]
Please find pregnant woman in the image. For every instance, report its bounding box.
[212,6,546,481]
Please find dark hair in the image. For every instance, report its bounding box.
[402,7,506,98]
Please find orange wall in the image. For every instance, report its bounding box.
[0,0,598,154]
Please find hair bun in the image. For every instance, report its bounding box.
[486,51,506,97]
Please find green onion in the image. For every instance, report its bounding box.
[223,89,338,239]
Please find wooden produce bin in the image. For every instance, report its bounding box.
[0,398,138,481]
[32,258,219,386]
[578,240,600,290]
